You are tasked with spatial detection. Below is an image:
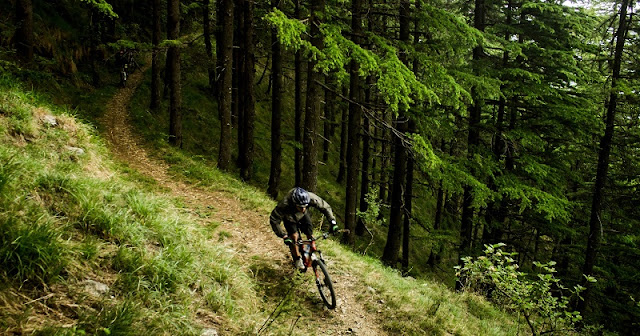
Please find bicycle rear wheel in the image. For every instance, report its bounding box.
[313,259,336,309]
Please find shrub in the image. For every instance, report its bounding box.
[455,243,589,336]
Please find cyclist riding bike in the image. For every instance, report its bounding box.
[115,48,136,87]
[270,187,339,270]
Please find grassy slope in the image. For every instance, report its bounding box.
[0,71,525,335]
[124,56,459,282]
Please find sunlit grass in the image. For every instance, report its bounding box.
[0,64,540,336]
[0,74,268,335]
[322,239,523,335]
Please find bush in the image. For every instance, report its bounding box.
[455,243,589,336]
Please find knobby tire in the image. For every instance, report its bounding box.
[313,259,336,309]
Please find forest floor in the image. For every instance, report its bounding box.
[101,63,387,335]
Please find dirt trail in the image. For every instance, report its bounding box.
[102,64,387,335]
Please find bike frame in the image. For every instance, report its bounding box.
[295,232,330,267]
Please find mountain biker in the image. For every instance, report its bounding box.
[115,49,128,69]
[270,187,339,270]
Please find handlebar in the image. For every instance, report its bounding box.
[296,229,350,244]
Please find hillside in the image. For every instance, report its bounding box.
[0,67,523,335]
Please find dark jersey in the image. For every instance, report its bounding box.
[269,188,336,237]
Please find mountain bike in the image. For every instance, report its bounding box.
[117,49,138,87]
[296,232,337,309]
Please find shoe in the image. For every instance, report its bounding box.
[295,258,305,270]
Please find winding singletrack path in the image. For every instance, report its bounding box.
[101,62,387,336]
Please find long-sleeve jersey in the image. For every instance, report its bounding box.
[269,188,336,238]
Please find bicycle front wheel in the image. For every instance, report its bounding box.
[313,259,336,309]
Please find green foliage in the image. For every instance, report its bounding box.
[495,175,571,222]
[0,215,67,286]
[34,325,89,336]
[456,244,588,335]
[78,301,138,336]
[0,153,20,197]
[416,2,482,49]
[0,72,264,334]
[266,7,438,113]
[411,133,495,208]
[263,9,311,51]
[3,0,637,332]
[370,35,437,112]
[113,244,194,293]
[357,186,385,228]
[78,0,118,18]
[324,240,522,335]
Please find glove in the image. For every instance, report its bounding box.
[329,220,339,234]
[283,236,293,246]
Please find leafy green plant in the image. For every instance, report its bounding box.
[455,243,589,335]
[356,187,385,253]
[357,186,385,229]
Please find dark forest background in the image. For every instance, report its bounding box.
[2,0,640,334]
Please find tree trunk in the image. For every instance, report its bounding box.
[402,3,422,271]
[233,2,244,168]
[357,78,373,236]
[203,0,215,92]
[294,0,304,187]
[215,0,223,101]
[457,0,485,276]
[150,0,162,112]
[579,0,631,314]
[301,0,325,192]
[337,87,348,184]
[402,134,414,273]
[377,110,390,206]
[381,0,410,268]
[15,0,34,63]
[323,75,333,163]
[344,0,364,246]
[458,94,481,287]
[483,0,511,245]
[167,0,182,148]
[239,0,255,181]
[428,180,445,267]
[217,0,234,170]
[267,0,283,199]
[382,113,408,267]
[88,9,101,86]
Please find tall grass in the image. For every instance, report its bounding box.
[0,215,67,286]
[322,239,523,335]
[0,73,265,334]
[0,62,545,336]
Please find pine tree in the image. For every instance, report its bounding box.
[267,0,283,199]
[217,0,233,170]
[167,0,182,148]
